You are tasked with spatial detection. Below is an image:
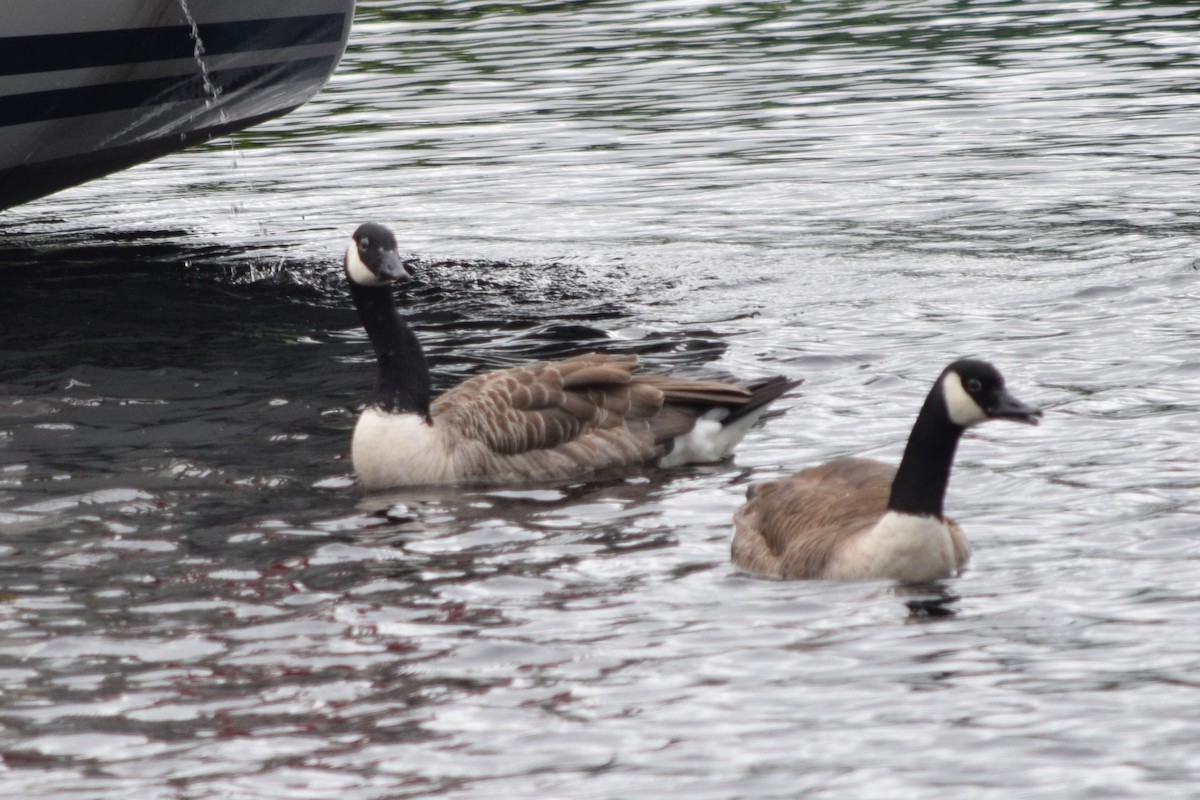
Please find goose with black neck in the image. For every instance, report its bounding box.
[732,359,1041,582]
[342,222,800,490]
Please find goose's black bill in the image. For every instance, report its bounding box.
[988,390,1041,425]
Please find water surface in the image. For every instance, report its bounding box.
[3,2,1200,797]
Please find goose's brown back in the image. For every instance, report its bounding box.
[733,457,898,579]
[427,353,773,484]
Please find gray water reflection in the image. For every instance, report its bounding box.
[3,1,1200,797]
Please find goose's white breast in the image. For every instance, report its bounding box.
[352,408,455,488]
[825,510,960,583]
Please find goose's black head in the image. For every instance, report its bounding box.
[939,359,1042,428]
[345,222,412,287]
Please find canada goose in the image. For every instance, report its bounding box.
[342,222,800,489]
[731,359,1041,582]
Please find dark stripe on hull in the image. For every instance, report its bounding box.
[0,106,298,210]
[0,14,347,76]
[0,55,339,127]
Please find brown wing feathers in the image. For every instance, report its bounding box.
[633,373,753,406]
[558,355,638,389]
[733,458,895,579]
[431,353,794,462]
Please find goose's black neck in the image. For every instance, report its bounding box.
[887,383,965,519]
[349,280,432,420]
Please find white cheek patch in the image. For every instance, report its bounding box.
[345,242,391,287]
[941,371,987,427]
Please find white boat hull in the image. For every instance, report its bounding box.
[0,0,354,209]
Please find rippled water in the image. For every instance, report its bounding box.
[4,1,1200,797]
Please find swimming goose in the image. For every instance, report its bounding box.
[732,359,1040,582]
[342,222,800,489]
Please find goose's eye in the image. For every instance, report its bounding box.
[966,378,982,392]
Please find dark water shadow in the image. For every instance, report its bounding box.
[895,582,961,621]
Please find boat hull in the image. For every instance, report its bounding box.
[0,0,354,210]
